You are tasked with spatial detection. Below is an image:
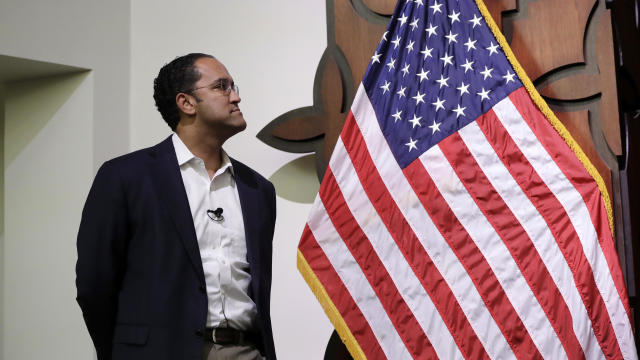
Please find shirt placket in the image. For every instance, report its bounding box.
[208,164,234,327]
[194,158,225,325]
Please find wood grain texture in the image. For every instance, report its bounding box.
[555,109,613,197]
[334,0,386,97]
[361,0,395,15]
[596,10,622,156]
[508,0,595,80]
[485,0,516,30]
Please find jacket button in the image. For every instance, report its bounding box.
[199,285,206,293]
[195,329,203,336]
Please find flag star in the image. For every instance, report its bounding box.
[408,114,423,128]
[469,14,483,28]
[397,13,408,26]
[461,59,474,73]
[405,137,418,152]
[503,70,516,83]
[391,36,402,49]
[406,40,415,53]
[396,86,407,98]
[464,38,477,51]
[452,104,466,118]
[409,17,420,31]
[386,57,396,71]
[445,30,459,43]
[486,42,500,55]
[480,66,494,79]
[421,45,433,59]
[380,80,391,94]
[457,82,470,95]
[440,53,454,67]
[382,31,388,41]
[432,97,446,111]
[416,68,430,82]
[371,51,381,63]
[477,87,491,101]
[391,109,402,122]
[430,0,443,14]
[436,74,449,88]
[414,0,424,7]
[425,23,438,37]
[401,63,411,76]
[412,91,426,105]
[428,120,442,134]
[448,10,461,24]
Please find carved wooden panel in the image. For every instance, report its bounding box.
[259,0,621,203]
[257,0,633,352]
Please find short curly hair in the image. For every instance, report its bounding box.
[153,53,215,130]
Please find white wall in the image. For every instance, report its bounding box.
[130,1,332,358]
[1,0,334,358]
[0,0,130,358]
[0,0,131,167]
[4,73,95,359]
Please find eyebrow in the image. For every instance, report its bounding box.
[210,77,232,84]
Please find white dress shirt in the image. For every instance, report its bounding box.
[172,134,258,330]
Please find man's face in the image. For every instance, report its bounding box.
[189,57,246,135]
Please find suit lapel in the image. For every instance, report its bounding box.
[232,159,261,290]
[149,136,205,283]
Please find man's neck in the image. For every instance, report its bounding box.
[176,126,225,179]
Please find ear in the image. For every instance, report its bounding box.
[176,93,197,116]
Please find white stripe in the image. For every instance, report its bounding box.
[420,144,567,359]
[350,84,515,359]
[307,198,412,360]
[493,96,637,359]
[330,138,462,360]
[459,121,604,359]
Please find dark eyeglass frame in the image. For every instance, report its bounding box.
[182,78,239,96]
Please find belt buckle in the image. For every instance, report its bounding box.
[211,328,219,343]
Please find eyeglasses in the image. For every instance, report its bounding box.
[183,78,239,96]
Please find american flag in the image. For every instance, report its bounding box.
[297,0,637,358]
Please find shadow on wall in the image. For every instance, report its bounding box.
[4,72,88,167]
[1,54,94,359]
[269,154,320,204]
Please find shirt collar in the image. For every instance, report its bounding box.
[172,133,234,176]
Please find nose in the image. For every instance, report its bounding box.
[229,88,241,103]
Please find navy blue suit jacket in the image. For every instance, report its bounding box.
[76,136,277,359]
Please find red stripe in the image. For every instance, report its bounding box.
[509,88,631,321]
[320,168,436,358]
[476,104,624,359]
[404,159,542,360]
[299,225,386,359]
[439,131,585,359]
[340,112,490,360]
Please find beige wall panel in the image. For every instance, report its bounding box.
[4,73,94,359]
[0,0,131,167]
[1,0,130,358]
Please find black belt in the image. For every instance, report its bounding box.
[202,327,255,345]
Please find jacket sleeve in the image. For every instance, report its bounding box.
[76,161,129,360]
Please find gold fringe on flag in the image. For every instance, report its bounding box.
[297,250,367,359]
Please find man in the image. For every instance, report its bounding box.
[76,53,277,360]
